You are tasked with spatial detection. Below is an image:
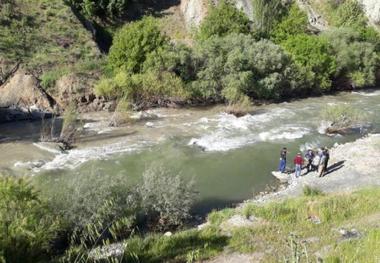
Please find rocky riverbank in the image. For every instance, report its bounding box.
[253,134,380,203]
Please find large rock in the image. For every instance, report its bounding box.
[180,0,254,29]
[0,70,58,122]
[181,0,209,28]
[360,0,380,25]
[54,74,115,113]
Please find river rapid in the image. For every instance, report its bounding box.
[1,90,380,213]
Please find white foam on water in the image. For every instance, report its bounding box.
[318,121,332,134]
[352,90,380,97]
[36,139,154,171]
[189,133,257,152]
[33,142,63,154]
[258,127,310,142]
[187,108,304,152]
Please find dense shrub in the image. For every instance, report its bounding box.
[322,28,380,88]
[0,176,59,263]
[139,166,197,230]
[67,0,128,19]
[252,0,289,39]
[197,0,250,40]
[270,4,309,43]
[282,34,337,92]
[321,104,368,130]
[108,16,168,73]
[333,0,367,28]
[192,34,304,101]
[96,69,189,108]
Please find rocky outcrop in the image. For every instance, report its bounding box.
[234,0,253,20]
[180,0,254,29]
[360,0,380,25]
[54,74,116,113]
[0,70,58,122]
[180,0,209,28]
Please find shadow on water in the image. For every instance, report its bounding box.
[191,198,241,218]
[0,117,63,144]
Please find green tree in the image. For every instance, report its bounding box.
[271,4,309,43]
[197,0,250,40]
[0,177,59,263]
[108,16,168,73]
[139,165,197,230]
[67,0,128,19]
[333,0,367,28]
[252,0,288,39]
[322,28,379,88]
[282,34,337,91]
[193,34,304,101]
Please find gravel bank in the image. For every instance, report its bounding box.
[255,134,380,202]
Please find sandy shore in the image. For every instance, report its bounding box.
[254,134,380,203]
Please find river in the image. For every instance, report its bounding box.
[1,90,380,214]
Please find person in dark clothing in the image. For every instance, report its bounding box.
[305,149,315,173]
[319,148,330,177]
[278,147,287,173]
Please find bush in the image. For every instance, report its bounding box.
[193,34,303,101]
[108,16,168,73]
[333,0,367,28]
[282,34,337,91]
[0,176,59,263]
[197,0,250,40]
[139,165,197,230]
[322,28,379,88]
[303,185,324,196]
[321,104,368,130]
[270,4,309,43]
[67,0,128,19]
[252,0,289,39]
[40,70,66,90]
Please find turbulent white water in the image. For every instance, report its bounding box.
[2,91,380,174]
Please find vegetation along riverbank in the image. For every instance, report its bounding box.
[1,0,380,262]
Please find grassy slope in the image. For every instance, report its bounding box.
[117,188,380,262]
[0,0,102,90]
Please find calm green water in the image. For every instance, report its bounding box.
[1,90,380,214]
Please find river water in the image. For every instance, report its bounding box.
[1,90,380,213]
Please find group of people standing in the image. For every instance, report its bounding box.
[278,147,330,178]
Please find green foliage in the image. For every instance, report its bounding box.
[0,176,59,263]
[271,4,309,43]
[321,104,368,129]
[282,34,337,91]
[197,0,250,40]
[67,0,128,19]
[252,0,289,39]
[139,166,197,230]
[193,34,303,101]
[40,69,68,90]
[325,229,380,262]
[322,28,380,88]
[303,185,324,196]
[123,229,227,262]
[96,69,189,107]
[108,16,168,73]
[333,0,367,28]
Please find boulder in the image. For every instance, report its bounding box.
[180,0,255,29]
[0,70,58,122]
[54,74,115,112]
[181,0,209,28]
[360,0,380,25]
